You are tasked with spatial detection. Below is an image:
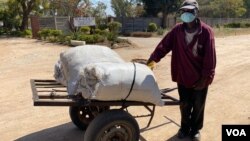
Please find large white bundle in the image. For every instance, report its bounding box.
[54,60,67,86]
[59,45,125,95]
[77,62,164,106]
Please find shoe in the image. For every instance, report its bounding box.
[176,129,189,139]
[190,131,201,141]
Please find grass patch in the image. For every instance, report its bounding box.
[214,27,250,37]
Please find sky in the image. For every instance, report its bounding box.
[92,0,115,16]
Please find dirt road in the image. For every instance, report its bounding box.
[0,35,249,141]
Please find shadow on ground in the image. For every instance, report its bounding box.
[15,116,185,141]
[166,135,192,141]
[15,122,85,141]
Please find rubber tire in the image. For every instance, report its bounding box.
[84,109,140,141]
[69,106,109,130]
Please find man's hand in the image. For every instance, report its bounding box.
[146,60,156,70]
[193,78,207,90]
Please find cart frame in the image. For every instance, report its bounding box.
[31,79,179,128]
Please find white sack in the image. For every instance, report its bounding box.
[77,62,164,106]
[59,45,125,95]
[54,60,67,86]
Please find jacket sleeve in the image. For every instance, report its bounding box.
[202,29,216,85]
[148,28,175,63]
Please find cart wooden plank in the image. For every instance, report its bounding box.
[30,79,179,106]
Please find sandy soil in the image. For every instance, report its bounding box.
[0,35,249,141]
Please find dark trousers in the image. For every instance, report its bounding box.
[177,84,208,133]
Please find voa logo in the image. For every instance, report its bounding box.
[226,129,247,136]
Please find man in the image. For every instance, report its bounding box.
[146,0,216,140]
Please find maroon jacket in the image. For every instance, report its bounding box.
[149,19,216,87]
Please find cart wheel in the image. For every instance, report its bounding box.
[84,109,140,141]
[69,106,109,130]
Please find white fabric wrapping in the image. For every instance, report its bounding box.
[59,45,124,95]
[54,45,164,106]
[77,62,164,106]
[54,60,67,86]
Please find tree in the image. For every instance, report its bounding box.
[243,0,250,17]
[89,2,107,26]
[0,1,8,10]
[141,0,181,27]
[16,0,41,31]
[111,0,144,17]
[1,0,44,31]
[35,0,52,16]
[141,0,159,16]
[49,0,92,16]
[111,0,132,17]
[196,0,214,17]
[161,0,181,28]
[90,1,107,18]
[141,0,180,16]
[3,0,23,31]
[134,3,145,17]
[210,0,246,18]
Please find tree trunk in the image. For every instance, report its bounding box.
[20,12,29,31]
[161,6,168,28]
[20,0,35,31]
[162,14,168,28]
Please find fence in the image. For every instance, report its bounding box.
[30,16,250,37]
[199,17,250,27]
[116,17,250,33]
[30,16,71,38]
[115,17,162,33]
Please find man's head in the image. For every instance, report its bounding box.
[179,0,199,23]
[179,0,199,11]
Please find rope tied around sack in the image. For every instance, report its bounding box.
[123,62,136,101]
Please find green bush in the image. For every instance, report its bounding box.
[147,22,157,32]
[82,35,95,44]
[240,23,250,28]
[57,35,72,45]
[99,29,109,36]
[10,30,22,36]
[22,29,32,37]
[157,28,164,35]
[0,28,6,35]
[64,35,72,45]
[80,26,90,34]
[223,22,250,28]
[94,29,109,37]
[245,23,250,28]
[48,38,58,43]
[77,34,105,44]
[38,28,51,40]
[107,32,118,42]
[98,24,108,30]
[93,34,105,43]
[108,21,122,33]
[50,30,62,37]
[72,32,81,40]
[0,30,2,35]
[94,29,101,34]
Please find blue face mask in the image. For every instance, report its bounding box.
[181,12,196,23]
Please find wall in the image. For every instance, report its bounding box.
[30,16,70,38]
[115,17,162,33]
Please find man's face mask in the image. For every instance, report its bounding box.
[180,9,197,23]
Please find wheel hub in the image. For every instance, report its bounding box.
[102,125,130,141]
[78,107,94,124]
